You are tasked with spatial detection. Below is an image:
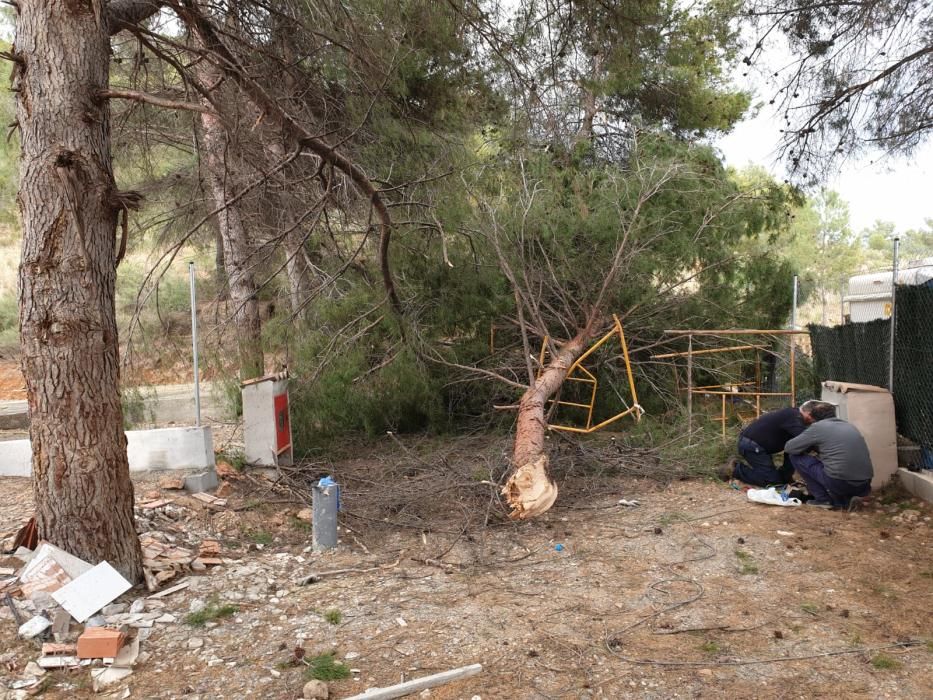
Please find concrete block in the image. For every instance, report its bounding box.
[126,426,214,472]
[0,425,215,478]
[184,469,219,493]
[0,439,33,477]
[0,400,28,430]
[898,468,933,505]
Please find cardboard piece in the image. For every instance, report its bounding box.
[51,562,132,623]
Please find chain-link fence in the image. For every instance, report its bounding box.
[808,283,933,451]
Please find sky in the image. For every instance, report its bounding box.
[713,30,932,238]
[716,106,933,236]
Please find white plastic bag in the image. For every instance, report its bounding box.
[746,486,801,507]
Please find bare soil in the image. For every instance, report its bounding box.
[1,438,931,700]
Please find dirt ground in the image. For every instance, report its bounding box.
[0,440,931,700]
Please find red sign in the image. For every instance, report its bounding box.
[274,392,291,452]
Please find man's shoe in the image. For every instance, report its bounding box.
[804,500,834,509]
[847,496,866,513]
[716,459,736,482]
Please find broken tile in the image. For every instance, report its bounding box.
[147,581,189,599]
[51,562,133,623]
[50,607,71,641]
[21,542,93,580]
[158,475,186,490]
[41,642,78,656]
[138,498,174,510]
[91,666,133,691]
[190,492,227,508]
[198,540,221,557]
[19,558,72,600]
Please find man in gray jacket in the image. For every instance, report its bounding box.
[784,406,874,510]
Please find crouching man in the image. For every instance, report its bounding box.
[784,405,873,510]
[720,400,826,486]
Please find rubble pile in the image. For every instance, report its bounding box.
[0,484,234,698]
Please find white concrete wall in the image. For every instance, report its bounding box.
[0,426,214,477]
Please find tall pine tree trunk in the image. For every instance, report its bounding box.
[14,0,142,580]
[198,111,264,380]
[283,232,311,317]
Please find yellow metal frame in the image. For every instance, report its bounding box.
[537,315,643,434]
[655,329,809,443]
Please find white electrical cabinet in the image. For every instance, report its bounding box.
[820,381,897,489]
[242,374,293,467]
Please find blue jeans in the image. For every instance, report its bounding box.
[787,454,871,507]
[733,436,792,486]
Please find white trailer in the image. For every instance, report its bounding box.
[844,258,933,322]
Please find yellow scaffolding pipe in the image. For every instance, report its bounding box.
[539,316,643,434]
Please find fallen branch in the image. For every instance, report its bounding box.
[411,556,460,572]
[653,621,767,635]
[606,640,923,667]
[342,663,483,700]
[296,557,401,586]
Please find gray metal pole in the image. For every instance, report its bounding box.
[791,275,798,329]
[888,238,899,392]
[189,262,201,426]
[839,277,846,325]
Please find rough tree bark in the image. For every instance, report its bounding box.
[192,36,264,379]
[198,109,264,379]
[283,229,312,317]
[503,330,591,519]
[13,0,143,580]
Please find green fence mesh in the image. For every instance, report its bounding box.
[809,284,933,450]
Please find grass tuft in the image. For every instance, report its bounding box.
[734,549,759,575]
[304,653,351,681]
[323,608,342,625]
[184,598,239,627]
[870,653,901,670]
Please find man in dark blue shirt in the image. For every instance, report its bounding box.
[719,400,834,486]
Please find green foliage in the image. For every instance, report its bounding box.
[184,598,239,626]
[304,653,351,681]
[0,48,19,229]
[870,653,901,670]
[322,609,342,625]
[0,295,17,349]
[218,449,247,471]
[734,549,759,575]
[121,386,155,429]
[247,530,274,545]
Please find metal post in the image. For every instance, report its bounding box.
[721,394,726,442]
[790,274,798,407]
[839,277,846,325]
[312,480,340,551]
[888,238,900,392]
[686,334,693,445]
[189,262,201,426]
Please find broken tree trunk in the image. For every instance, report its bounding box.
[14,0,143,581]
[504,330,591,520]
